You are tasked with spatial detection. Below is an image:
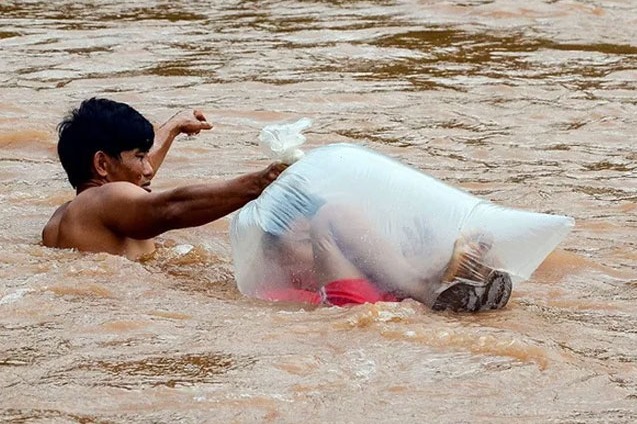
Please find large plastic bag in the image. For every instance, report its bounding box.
[231,141,574,309]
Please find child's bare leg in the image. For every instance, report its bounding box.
[311,205,512,311]
[310,204,435,302]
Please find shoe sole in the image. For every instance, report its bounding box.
[432,270,512,312]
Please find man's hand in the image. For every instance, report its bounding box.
[170,110,213,136]
[260,162,288,188]
[150,109,213,173]
[253,162,289,195]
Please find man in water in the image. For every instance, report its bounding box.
[42,97,287,260]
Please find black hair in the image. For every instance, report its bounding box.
[57,97,155,188]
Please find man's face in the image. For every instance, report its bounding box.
[108,149,155,192]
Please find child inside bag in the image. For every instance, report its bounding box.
[259,200,513,312]
[231,120,573,312]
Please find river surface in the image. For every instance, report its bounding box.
[1,1,636,423]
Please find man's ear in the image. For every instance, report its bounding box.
[93,151,110,178]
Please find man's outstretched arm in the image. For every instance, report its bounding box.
[97,162,287,240]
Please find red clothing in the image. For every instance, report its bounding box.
[262,278,399,306]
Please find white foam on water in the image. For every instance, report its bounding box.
[0,288,32,305]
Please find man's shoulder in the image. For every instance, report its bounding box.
[76,182,148,203]
[85,181,147,194]
[42,201,70,247]
[56,183,148,222]
[42,182,149,248]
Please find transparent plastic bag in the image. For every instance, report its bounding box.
[231,143,574,309]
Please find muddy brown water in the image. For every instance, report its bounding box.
[1,1,636,423]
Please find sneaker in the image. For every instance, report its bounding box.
[431,269,512,312]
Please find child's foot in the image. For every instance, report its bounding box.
[442,233,494,284]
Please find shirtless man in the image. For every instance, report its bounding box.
[42,97,287,259]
